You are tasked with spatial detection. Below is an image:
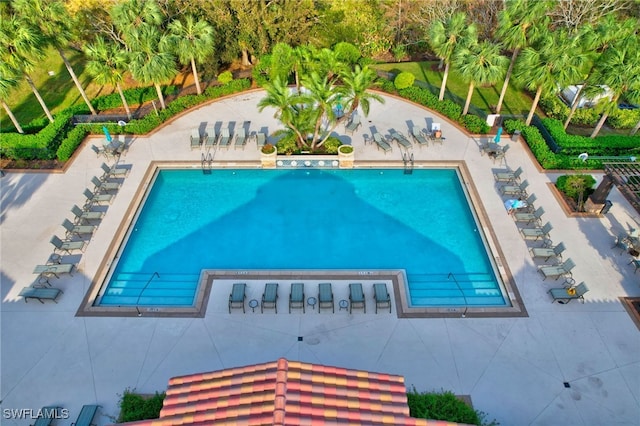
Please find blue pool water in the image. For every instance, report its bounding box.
[99,168,506,307]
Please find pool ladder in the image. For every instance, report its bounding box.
[201,152,213,174]
[403,152,414,174]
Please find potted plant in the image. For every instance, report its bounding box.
[260,143,277,168]
[338,144,354,168]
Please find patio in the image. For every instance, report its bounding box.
[1,90,639,425]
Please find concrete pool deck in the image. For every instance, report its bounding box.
[1,90,639,425]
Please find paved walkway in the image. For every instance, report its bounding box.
[1,90,639,425]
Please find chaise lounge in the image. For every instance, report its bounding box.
[548,282,589,304]
[538,258,576,280]
[261,282,278,313]
[218,128,231,149]
[520,222,553,242]
[500,179,529,197]
[50,235,86,255]
[318,283,334,313]
[373,283,391,313]
[205,126,217,147]
[19,287,63,304]
[345,114,361,134]
[31,406,63,426]
[289,282,304,313]
[234,128,247,149]
[494,166,523,184]
[513,206,545,225]
[228,283,246,313]
[190,129,201,149]
[71,205,105,224]
[62,218,96,239]
[530,242,566,262]
[348,283,366,313]
[410,127,429,147]
[372,132,392,153]
[70,404,100,426]
[389,130,412,149]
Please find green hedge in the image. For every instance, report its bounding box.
[117,389,165,423]
[407,389,498,426]
[538,94,640,129]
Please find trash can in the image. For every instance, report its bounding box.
[600,200,613,214]
[511,130,521,142]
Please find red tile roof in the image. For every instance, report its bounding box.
[117,358,469,426]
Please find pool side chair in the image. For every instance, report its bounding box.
[50,235,86,255]
[411,127,429,147]
[218,128,231,149]
[70,404,100,426]
[34,263,74,282]
[71,205,105,224]
[520,222,553,242]
[500,179,529,197]
[372,132,392,153]
[492,144,509,164]
[91,144,114,159]
[345,114,361,134]
[530,242,566,263]
[19,287,63,304]
[100,162,129,180]
[373,283,391,314]
[234,128,247,149]
[190,129,201,149]
[494,166,523,184]
[261,282,278,313]
[548,282,589,304]
[389,130,412,149]
[91,176,121,193]
[348,283,366,313]
[289,283,305,313]
[62,218,96,239]
[205,126,217,147]
[318,283,334,313]
[516,193,537,214]
[513,206,545,225]
[83,188,113,208]
[31,406,64,425]
[612,233,635,254]
[538,258,576,280]
[228,283,246,313]
[256,132,266,148]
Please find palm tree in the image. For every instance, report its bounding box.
[428,12,476,101]
[128,25,178,110]
[167,15,215,95]
[0,67,24,133]
[0,14,53,122]
[454,41,508,115]
[302,71,339,149]
[340,65,384,118]
[13,0,97,115]
[494,0,550,114]
[270,42,296,84]
[110,0,163,45]
[513,30,587,126]
[587,37,640,138]
[257,76,308,147]
[84,37,132,119]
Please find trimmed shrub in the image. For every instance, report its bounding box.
[333,42,361,65]
[217,71,233,84]
[394,71,415,90]
[407,389,498,426]
[459,114,489,134]
[118,389,165,423]
[275,133,298,155]
[323,137,342,154]
[556,174,596,203]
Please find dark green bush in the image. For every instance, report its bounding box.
[275,133,298,154]
[394,71,415,90]
[118,389,165,423]
[556,174,596,209]
[252,54,272,87]
[407,389,497,426]
[397,86,462,122]
[57,126,89,161]
[324,137,342,153]
[459,114,489,134]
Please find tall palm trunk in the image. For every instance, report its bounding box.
[58,48,96,115]
[116,82,132,119]
[564,83,587,129]
[525,85,543,126]
[496,48,519,114]
[154,83,166,109]
[463,82,474,115]
[2,100,24,133]
[439,62,450,101]
[190,57,202,95]
[24,72,54,122]
[591,95,620,138]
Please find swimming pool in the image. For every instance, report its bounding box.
[97,167,509,308]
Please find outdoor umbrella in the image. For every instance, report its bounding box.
[494,126,503,143]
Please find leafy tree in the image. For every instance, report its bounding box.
[513,30,587,126]
[0,13,54,122]
[494,0,550,114]
[13,0,97,115]
[84,37,132,118]
[257,76,308,146]
[0,68,24,133]
[167,15,215,95]
[454,40,508,115]
[110,0,164,45]
[341,65,384,117]
[428,12,476,101]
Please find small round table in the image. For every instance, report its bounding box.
[248,299,259,313]
[339,300,349,311]
[307,297,317,311]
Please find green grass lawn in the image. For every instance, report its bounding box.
[372,61,534,117]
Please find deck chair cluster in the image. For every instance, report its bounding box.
[228,282,393,314]
[494,165,587,303]
[191,123,258,151]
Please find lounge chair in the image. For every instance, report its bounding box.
[612,233,636,254]
[538,258,576,280]
[256,132,266,148]
[190,129,201,149]
[83,188,113,208]
[318,282,334,313]
[204,126,217,147]
[373,283,391,313]
[50,235,86,254]
[100,162,129,179]
[91,176,121,193]
[629,258,640,273]
[513,206,545,225]
[234,128,247,149]
[348,283,366,313]
[389,130,412,149]
[218,128,231,149]
[410,128,429,147]
[492,144,509,164]
[548,282,589,304]
[530,242,566,262]
[91,144,113,159]
[70,404,100,426]
[516,194,537,214]
[31,406,64,425]
[33,263,74,281]
[62,218,96,239]
[228,283,246,313]
[261,282,278,313]
[372,132,392,153]
[19,287,63,304]
[289,282,304,313]
[500,179,529,197]
[71,205,105,224]
[520,222,553,241]
[494,166,523,184]
[345,114,361,134]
